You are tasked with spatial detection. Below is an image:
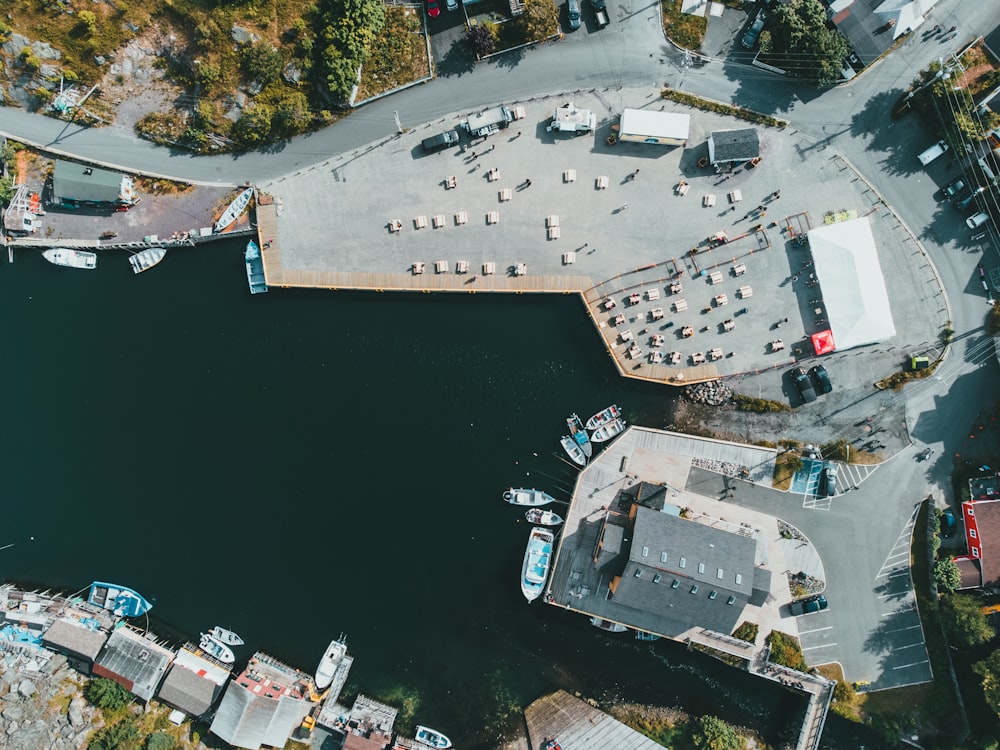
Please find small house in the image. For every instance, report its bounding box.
[52,159,136,209]
[707,128,760,166]
[618,109,690,146]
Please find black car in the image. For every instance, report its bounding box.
[942,178,966,198]
[791,367,817,404]
[790,595,828,616]
[421,130,460,152]
[809,364,832,394]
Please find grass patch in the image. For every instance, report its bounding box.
[732,621,759,644]
[732,394,790,413]
[817,664,864,722]
[766,630,807,672]
[773,450,803,491]
[355,6,428,102]
[661,87,786,128]
[661,0,707,50]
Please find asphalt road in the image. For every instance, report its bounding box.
[3,0,1000,688]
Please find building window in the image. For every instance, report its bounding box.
[642,546,649,557]
[679,557,686,568]
[634,568,642,578]
[660,551,668,563]
[671,579,680,589]
[709,591,718,600]
[653,574,662,584]
[735,573,742,585]
[698,562,705,574]
[970,529,977,538]
[968,507,975,516]
[690,585,699,594]
[717,568,724,579]
[973,547,980,558]
[727,596,736,605]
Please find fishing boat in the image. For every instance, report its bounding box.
[415,725,453,749]
[634,630,661,641]
[214,187,254,233]
[128,247,166,274]
[589,617,627,632]
[208,626,244,647]
[524,508,564,526]
[521,526,555,602]
[245,240,269,294]
[566,413,592,458]
[560,435,587,466]
[591,417,627,443]
[315,637,348,690]
[503,488,554,507]
[585,404,621,431]
[42,248,97,270]
[87,581,152,618]
[200,632,236,664]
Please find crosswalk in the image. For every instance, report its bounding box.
[792,459,880,510]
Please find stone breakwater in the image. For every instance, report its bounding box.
[684,381,733,406]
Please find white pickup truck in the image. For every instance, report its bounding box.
[918,139,949,166]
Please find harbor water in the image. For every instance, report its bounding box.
[0,239,884,748]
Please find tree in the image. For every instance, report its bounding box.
[231,103,274,148]
[89,719,139,750]
[259,88,311,136]
[241,43,284,86]
[85,677,132,712]
[689,715,744,750]
[0,176,15,205]
[764,0,850,86]
[941,593,996,647]
[468,25,496,57]
[934,557,962,592]
[516,0,559,42]
[146,732,176,750]
[974,649,1000,718]
[78,10,98,36]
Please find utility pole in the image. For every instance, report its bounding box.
[393,111,403,135]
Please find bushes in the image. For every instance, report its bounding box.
[933,557,961,593]
[85,678,132,712]
[731,621,758,644]
[661,88,785,128]
[766,631,807,672]
[732,394,790,412]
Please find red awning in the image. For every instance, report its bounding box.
[811,329,835,355]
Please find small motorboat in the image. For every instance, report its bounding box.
[415,725,453,749]
[585,405,621,431]
[200,632,236,664]
[591,418,626,443]
[566,413,592,458]
[521,527,555,602]
[208,626,244,647]
[525,508,564,526]
[589,617,627,632]
[560,435,587,466]
[503,488,554,506]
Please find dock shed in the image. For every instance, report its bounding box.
[157,646,231,719]
[707,128,760,166]
[92,626,174,701]
[51,159,136,209]
[618,109,690,145]
[42,620,109,675]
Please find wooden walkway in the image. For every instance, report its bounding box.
[525,690,666,750]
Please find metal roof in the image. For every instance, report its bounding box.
[52,160,127,204]
[620,109,690,140]
[42,619,108,662]
[708,128,760,163]
[92,627,174,701]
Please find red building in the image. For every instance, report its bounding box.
[955,475,1000,591]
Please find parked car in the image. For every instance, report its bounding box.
[809,364,832,394]
[910,355,930,371]
[941,509,957,538]
[942,178,966,198]
[791,366,817,404]
[567,0,582,29]
[421,130,459,152]
[741,13,766,49]
[956,186,986,210]
[447,0,458,9]
[821,464,838,497]
[967,211,990,229]
[591,0,609,27]
[426,0,440,17]
[790,595,828,616]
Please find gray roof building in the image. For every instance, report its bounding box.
[707,128,760,165]
[52,160,135,206]
[92,626,174,701]
[156,646,231,719]
[41,619,109,673]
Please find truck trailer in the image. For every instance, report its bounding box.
[461,106,515,138]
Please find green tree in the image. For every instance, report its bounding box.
[764,0,850,85]
[78,10,98,36]
[322,48,359,102]
[85,677,132,711]
[516,0,559,41]
[689,715,744,750]
[195,62,221,86]
[468,25,496,56]
[934,557,962,592]
[941,593,996,647]
[241,43,283,85]
[231,103,274,148]
[974,649,1000,719]
[89,719,140,750]
[259,88,311,136]
[146,732,176,750]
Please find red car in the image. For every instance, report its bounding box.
[426,0,440,17]
[543,741,562,750]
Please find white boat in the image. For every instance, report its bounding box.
[200,632,235,664]
[315,638,348,691]
[503,488,554,506]
[208,626,244,647]
[214,187,254,233]
[42,248,96,270]
[567,413,592,458]
[524,508,564,526]
[415,725,453,749]
[521,526,555,602]
[591,417,626,443]
[589,617,627,632]
[560,435,587,466]
[128,247,166,274]
[585,404,621,431]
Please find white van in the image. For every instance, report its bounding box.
[918,140,949,166]
[966,211,989,229]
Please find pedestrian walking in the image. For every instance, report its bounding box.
[622,203,629,211]
[524,178,532,187]
[487,144,495,153]
[773,189,781,199]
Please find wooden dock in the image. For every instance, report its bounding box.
[524,690,666,750]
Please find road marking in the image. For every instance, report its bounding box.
[892,660,929,670]
[893,642,925,650]
[802,643,838,651]
[798,625,834,635]
[884,624,922,633]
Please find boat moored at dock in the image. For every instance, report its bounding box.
[590,417,626,443]
[524,508,564,526]
[208,626,244,647]
[245,240,268,294]
[585,404,621,431]
[521,526,555,602]
[589,617,627,632]
[415,725,453,749]
[560,435,587,466]
[200,632,236,664]
[87,581,152,618]
[566,413,592,458]
[42,248,97,270]
[128,247,166,274]
[315,637,348,691]
[503,488,554,506]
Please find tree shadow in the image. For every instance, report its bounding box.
[436,37,477,77]
[848,87,935,179]
[489,43,529,71]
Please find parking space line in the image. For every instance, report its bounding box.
[893,660,929,670]
[894,642,924,650]
[802,643,838,651]
[885,624,922,633]
[798,625,834,635]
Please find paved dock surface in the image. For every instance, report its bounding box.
[525,690,665,750]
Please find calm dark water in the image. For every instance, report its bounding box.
[0,239,882,748]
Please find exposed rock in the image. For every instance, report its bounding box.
[683,381,732,406]
[39,63,59,79]
[2,33,30,57]
[231,25,258,45]
[67,698,85,728]
[16,680,36,698]
[2,704,25,723]
[94,54,107,66]
[30,41,61,60]
[282,62,301,85]
[247,80,262,96]
[7,720,52,750]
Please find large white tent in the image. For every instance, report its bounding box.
[807,217,896,351]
